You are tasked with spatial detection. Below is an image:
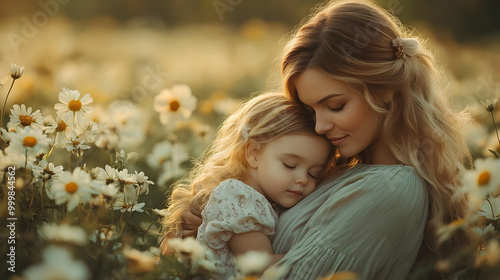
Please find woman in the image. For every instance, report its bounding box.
[174,1,472,279]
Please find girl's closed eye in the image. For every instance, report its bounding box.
[308,169,322,179]
[282,162,296,169]
[308,173,317,179]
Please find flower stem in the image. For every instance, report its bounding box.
[41,181,46,214]
[491,111,500,147]
[24,150,28,177]
[0,79,15,129]
[486,198,495,219]
[68,151,72,171]
[29,182,37,210]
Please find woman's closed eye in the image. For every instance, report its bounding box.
[328,103,345,112]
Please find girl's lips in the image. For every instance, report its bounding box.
[328,135,348,145]
[287,190,303,197]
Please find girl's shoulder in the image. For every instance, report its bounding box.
[211,179,268,202]
[214,179,254,193]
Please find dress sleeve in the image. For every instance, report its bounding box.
[266,171,428,280]
[200,179,278,250]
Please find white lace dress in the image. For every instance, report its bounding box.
[197,179,278,276]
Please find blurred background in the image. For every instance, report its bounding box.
[1,0,499,102]
[0,0,499,196]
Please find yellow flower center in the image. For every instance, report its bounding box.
[57,120,67,132]
[169,100,180,112]
[23,136,37,147]
[68,100,82,111]
[65,182,78,193]
[477,171,491,186]
[19,115,33,126]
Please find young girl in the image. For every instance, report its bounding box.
[163,92,333,276]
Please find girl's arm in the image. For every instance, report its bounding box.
[229,231,285,267]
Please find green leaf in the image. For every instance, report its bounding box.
[488,149,500,158]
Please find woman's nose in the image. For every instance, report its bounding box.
[315,112,333,135]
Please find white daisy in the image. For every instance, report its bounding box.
[74,118,99,144]
[90,227,115,245]
[0,149,25,171]
[9,63,24,80]
[54,87,93,124]
[154,84,197,126]
[91,181,119,199]
[23,246,89,280]
[146,141,188,185]
[44,114,75,144]
[94,165,135,188]
[94,127,120,151]
[463,157,500,198]
[481,98,498,113]
[165,237,221,274]
[49,167,95,211]
[122,246,158,275]
[134,171,154,195]
[113,185,145,213]
[157,160,188,186]
[0,127,9,142]
[235,251,272,276]
[107,100,148,150]
[146,141,189,169]
[166,237,207,262]
[113,195,145,213]
[40,223,87,246]
[63,134,91,152]
[8,126,50,159]
[31,160,64,181]
[7,104,45,130]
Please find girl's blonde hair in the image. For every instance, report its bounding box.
[163,92,331,237]
[281,0,472,255]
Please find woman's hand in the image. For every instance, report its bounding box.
[160,206,203,255]
[180,206,202,238]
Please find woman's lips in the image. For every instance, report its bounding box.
[328,135,348,145]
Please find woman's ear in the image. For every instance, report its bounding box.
[245,142,260,169]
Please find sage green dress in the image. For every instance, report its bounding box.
[268,164,428,280]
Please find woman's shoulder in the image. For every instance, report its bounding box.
[334,164,428,201]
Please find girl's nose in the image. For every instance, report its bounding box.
[295,171,308,186]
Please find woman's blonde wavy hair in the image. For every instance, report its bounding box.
[163,92,332,238]
[281,0,472,255]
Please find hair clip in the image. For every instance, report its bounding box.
[242,125,250,143]
[393,40,406,60]
[392,38,419,61]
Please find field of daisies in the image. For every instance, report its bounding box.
[0,7,500,280]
